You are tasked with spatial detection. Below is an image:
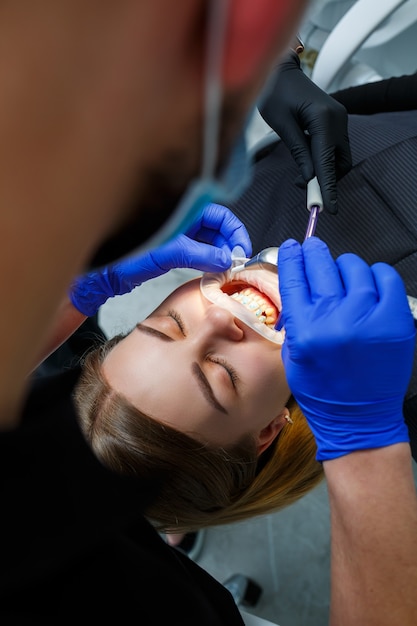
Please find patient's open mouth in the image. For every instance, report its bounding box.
[200,267,283,344]
[221,281,278,328]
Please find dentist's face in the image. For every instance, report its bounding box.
[103,277,291,448]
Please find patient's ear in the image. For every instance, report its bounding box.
[256,408,291,455]
[223,0,307,87]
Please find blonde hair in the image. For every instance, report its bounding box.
[73,335,323,533]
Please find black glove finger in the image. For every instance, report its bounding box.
[278,122,315,184]
[322,107,351,182]
[295,174,307,189]
[310,141,338,215]
[335,136,353,181]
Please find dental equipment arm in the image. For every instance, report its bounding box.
[279,237,417,625]
[259,51,352,214]
[70,203,252,316]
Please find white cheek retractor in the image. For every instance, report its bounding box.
[200,246,284,344]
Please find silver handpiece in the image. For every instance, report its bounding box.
[407,295,417,323]
[230,246,279,275]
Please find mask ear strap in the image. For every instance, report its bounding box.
[202,0,229,179]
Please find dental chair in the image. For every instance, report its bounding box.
[303,0,417,92]
[246,0,417,157]
[240,609,281,626]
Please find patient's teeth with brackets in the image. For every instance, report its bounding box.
[200,248,284,345]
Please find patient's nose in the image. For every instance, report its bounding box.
[202,305,244,341]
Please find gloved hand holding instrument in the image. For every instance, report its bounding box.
[70,203,252,316]
[259,50,352,214]
[278,236,416,462]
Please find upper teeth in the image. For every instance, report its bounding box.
[230,287,276,327]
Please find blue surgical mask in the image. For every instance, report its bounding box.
[134,0,254,255]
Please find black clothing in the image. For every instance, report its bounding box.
[0,317,244,625]
[232,109,417,460]
[331,73,417,115]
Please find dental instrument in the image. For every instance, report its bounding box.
[230,246,278,275]
[304,176,323,240]
[231,176,324,278]
[407,295,417,324]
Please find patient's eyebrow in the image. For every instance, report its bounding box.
[136,323,227,414]
[135,323,174,342]
[192,362,228,415]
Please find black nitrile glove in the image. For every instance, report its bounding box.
[260,51,352,214]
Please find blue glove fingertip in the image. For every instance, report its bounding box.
[200,247,231,272]
[217,248,231,269]
[278,238,300,256]
[274,313,284,331]
[69,278,103,317]
[302,235,325,250]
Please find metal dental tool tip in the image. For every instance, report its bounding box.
[230,246,279,275]
[304,176,324,241]
[407,295,417,323]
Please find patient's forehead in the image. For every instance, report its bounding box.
[147,277,203,312]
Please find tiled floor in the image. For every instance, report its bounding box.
[198,482,332,626]
[99,271,417,626]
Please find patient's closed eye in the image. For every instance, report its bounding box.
[168,309,239,390]
[138,310,185,340]
[206,355,239,390]
[142,308,240,398]
[168,309,186,336]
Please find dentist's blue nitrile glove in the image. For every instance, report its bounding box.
[278,237,415,461]
[70,203,252,316]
